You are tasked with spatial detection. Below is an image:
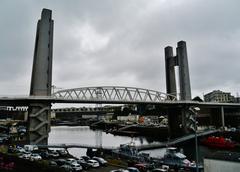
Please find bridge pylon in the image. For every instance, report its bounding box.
[28,9,53,145]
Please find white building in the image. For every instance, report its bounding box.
[204,151,240,172]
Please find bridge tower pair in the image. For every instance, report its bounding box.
[165,41,192,136]
[165,41,191,100]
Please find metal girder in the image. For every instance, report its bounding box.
[53,86,177,103]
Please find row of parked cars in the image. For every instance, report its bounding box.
[110,167,140,172]
[50,156,107,172]
[111,166,170,172]
[8,145,108,172]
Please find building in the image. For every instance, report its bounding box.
[204,90,235,103]
[204,151,240,172]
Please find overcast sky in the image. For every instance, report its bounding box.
[1,0,240,100]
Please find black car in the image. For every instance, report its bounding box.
[92,156,108,166]
[76,160,91,170]
[55,159,67,166]
[49,161,58,167]
[57,149,69,157]
[40,151,49,159]
[81,156,90,161]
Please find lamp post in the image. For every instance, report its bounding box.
[189,106,200,172]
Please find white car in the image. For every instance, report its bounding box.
[66,158,78,164]
[71,163,82,171]
[19,153,31,160]
[16,147,27,153]
[87,159,100,167]
[127,167,140,172]
[30,153,42,161]
[110,169,129,172]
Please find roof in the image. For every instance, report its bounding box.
[205,151,240,163]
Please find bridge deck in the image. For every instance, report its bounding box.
[1,96,240,108]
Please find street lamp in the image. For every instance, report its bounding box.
[189,106,200,172]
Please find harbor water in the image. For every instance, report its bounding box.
[49,126,217,162]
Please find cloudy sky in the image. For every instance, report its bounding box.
[1,0,240,99]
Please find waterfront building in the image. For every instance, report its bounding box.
[204,90,235,103]
[204,151,240,172]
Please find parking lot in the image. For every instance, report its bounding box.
[6,144,128,172]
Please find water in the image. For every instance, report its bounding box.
[49,126,217,162]
[49,126,159,158]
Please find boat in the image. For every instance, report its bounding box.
[158,147,203,171]
[201,136,236,149]
[159,147,192,166]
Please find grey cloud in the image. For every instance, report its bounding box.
[0,0,240,98]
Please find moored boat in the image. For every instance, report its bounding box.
[158,147,203,171]
[201,136,236,149]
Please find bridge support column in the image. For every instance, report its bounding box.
[168,107,184,138]
[28,9,53,145]
[221,106,225,129]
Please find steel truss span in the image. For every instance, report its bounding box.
[52,86,177,103]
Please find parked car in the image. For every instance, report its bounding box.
[81,156,90,161]
[60,164,73,172]
[151,168,167,172]
[40,151,49,159]
[110,169,129,172]
[15,146,27,153]
[77,157,86,162]
[8,146,15,153]
[87,160,100,168]
[133,164,148,172]
[55,159,66,166]
[19,152,31,160]
[92,156,108,166]
[49,161,58,167]
[57,149,68,157]
[78,161,91,170]
[30,153,42,161]
[71,163,82,172]
[76,159,91,170]
[24,145,38,152]
[66,158,78,165]
[127,167,140,172]
[48,150,59,158]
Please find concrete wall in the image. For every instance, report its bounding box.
[204,159,240,172]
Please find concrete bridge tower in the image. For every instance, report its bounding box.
[28,9,53,144]
[165,46,177,99]
[177,41,192,100]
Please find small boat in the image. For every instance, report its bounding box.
[158,147,203,171]
[201,136,236,149]
[159,147,192,166]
